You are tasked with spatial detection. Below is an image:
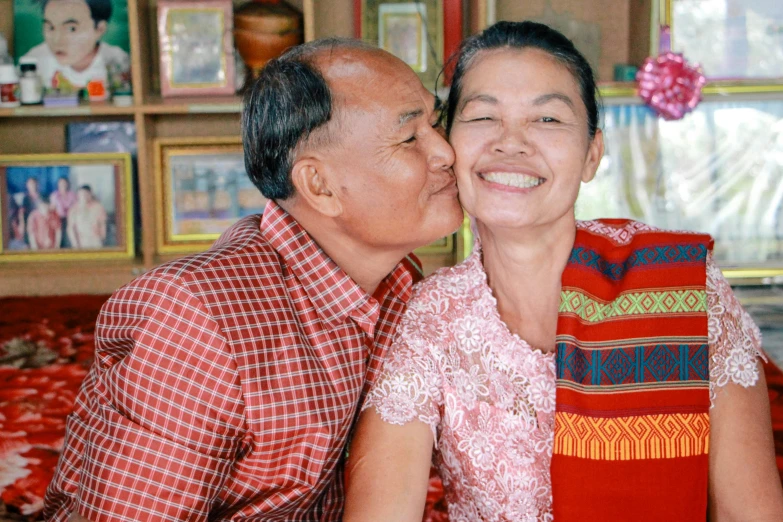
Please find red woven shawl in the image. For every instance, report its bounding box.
[551,220,712,521]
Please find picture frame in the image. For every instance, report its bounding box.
[13,0,131,91]
[157,0,236,97]
[154,137,268,254]
[415,233,454,255]
[0,153,134,262]
[355,0,463,89]
[667,0,783,82]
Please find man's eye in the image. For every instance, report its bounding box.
[540,117,560,123]
[403,135,416,144]
[467,117,492,122]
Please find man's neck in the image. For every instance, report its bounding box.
[285,206,405,296]
[72,43,100,73]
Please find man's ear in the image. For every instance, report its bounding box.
[95,20,108,39]
[290,157,342,217]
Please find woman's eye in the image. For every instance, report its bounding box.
[467,117,492,122]
[540,116,560,123]
[403,135,416,144]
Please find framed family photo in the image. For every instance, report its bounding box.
[0,153,134,262]
[356,0,463,89]
[157,0,236,97]
[154,137,267,254]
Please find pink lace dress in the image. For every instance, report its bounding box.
[363,234,764,521]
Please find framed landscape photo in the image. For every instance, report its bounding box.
[0,153,134,261]
[157,0,236,97]
[669,0,783,81]
[356,0,463,90]
[154,137,267,254]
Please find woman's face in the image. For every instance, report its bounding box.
[449,48,603,231]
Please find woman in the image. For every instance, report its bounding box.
[344,21,783,522]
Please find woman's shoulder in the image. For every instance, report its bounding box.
[411,252,484,300]
[576,218,712,246]
[404,252,486,320]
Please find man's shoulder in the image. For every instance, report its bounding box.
[123,215,282,300]
[98,42,130,61]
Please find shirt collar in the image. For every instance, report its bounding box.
[260,201,414,334]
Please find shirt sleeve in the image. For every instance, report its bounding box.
[362,288,444,442]
[45,273,247,522]
[706,253,766,407]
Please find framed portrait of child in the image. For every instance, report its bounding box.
[13,0,131,92]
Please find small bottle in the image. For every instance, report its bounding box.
[0,63,20,108]
[19,60,43,105]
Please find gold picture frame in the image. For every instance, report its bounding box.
[415,232,454,255]
[0,153,134,262]
[359,0,444,90]
[154,136,268,254]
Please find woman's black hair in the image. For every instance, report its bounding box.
[443,21,600,139]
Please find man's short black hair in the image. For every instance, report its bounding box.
[78,184,93,193]
[39,0,113,25]
[241,37,375,200]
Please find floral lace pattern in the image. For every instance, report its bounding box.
[706,253,766,403]
[364,239,762,521]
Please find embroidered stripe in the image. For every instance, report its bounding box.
[569,244,709,281]
[556,343,709,385]
[559,289,707,322]
[553,411,710,460]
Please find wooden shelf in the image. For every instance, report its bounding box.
[0,259,147,296]
[0,101,137,118]
[141,95,243,115]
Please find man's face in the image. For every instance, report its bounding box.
[77,188,91,204]
[312,49,462,254]
[43,0,106,68]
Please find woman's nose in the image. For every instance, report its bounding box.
[494,125,535,156]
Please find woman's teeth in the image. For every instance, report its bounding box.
[481,172,544,189]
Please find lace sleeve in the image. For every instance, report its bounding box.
[362,290,444,442]
[707,253,766,407]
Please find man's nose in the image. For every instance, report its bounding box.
[50,28,65,46]
[428,127,456,172]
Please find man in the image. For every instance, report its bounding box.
[66,185,107,249]
[44,38,462,521]
[27,196,62,250]
[21,0,130,89]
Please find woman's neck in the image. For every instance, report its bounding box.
[478,214,577,350]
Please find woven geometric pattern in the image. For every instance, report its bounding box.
[568,244,709,281]
[559,289,707,323]
[556,343,709,386]
[553,411,710,460]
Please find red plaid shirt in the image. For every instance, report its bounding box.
[44,201,418,521]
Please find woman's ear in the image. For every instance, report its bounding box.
[581,128,604,183]
[290,157,343,217]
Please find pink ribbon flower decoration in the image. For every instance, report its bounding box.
[636,26,706,121]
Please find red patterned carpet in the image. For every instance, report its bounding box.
[0,295,781,520]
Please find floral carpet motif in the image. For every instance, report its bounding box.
[0,295,781,521]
